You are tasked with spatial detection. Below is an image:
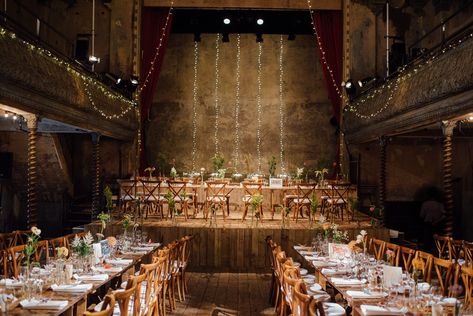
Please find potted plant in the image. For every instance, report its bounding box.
[250,194,263,226]
[103,186,113,215]
[211,154,225,172]
[268,156,277,177]
[96,212,110,241]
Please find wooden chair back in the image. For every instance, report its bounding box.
[282,268,300,312]
[35,240,49,264]
[400,246,416,272]
[140,179,162,204]
[433,234,452,260]
[450,239,464,262]
[241,181,263,197]
[114,276,137,316]
[461,265,473,306]
[413,250,433,282]
[293,280,312,316]
[138,260,160,316]
[432,257,454,297]
[84,294,116,316]
[117,179,137,202]
[49,236,68,258]
[13,230,31,246]
[205,181,227,201]
[384,242,400,266]
[369,238,386,260]
[464,241,473,267]
[0,233,17,250]
[295,184,317,202]
[131,272,147,316]
[6,244,26,278]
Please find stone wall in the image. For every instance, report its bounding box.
[146,34,337,175]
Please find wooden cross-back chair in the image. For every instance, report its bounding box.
[178,235,193,300]
[0,233,17,250]
[204,181,228,221]
[293,183,317,222]
[384,242,401,266]
[84,294,116,316]
[166,180,191,220]
[13,230,32,246]
[369,238,386,260]
[64,231,87,251]
[282,268,301,316]
[293,280,313,316]
[450,239,464,262]
[241,181,263,221]
[464,241,473,268]
[400,246,416,272]
[140,179,163,219]
[49,236,68,258]
[153,253,168,316]
[138,260,160,316]
[325,184,351,221]
[461,265,473,307]
[117,179,137,213]
[433,234,452,260]
[113,276,137,316]
[6,240,49,278]
[432,257,454,297]
[131,272,147,316]
[414,251,434,282]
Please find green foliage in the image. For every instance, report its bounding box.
[251,194,263,219]
[71,232,94,257]
[122,214,132,231]
[103,186,113,210]
[211,154,225,171]
[165,191,176,213]
[348,197,359,212]
[268,156,277,177]
[310,194,319,215]
[155,152,171,175]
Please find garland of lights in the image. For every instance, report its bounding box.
[256,41,263,173]
[278,35,286,174]
[0,27,136,120]
[191,41,199,172]
[214,33,221,155]
[233,34,242,172]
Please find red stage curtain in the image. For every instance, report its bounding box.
[313,10,342,175]
[139,8,173,174]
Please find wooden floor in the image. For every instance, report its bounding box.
[172,272,275,316]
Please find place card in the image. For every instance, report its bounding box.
[269,178,283,188]
[328,243,350,258]
[382,265,402,288]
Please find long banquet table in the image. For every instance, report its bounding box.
[3,243,160,315]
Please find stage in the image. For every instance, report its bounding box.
[86,210,389,272]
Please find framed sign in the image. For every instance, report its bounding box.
[269,178,283,188]
[328,243,351,258]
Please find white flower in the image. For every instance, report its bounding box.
[318,215,326,224]
[84,232,94,245]
[31,226,41,236]
[356,234,363,243]
[171,167,177,174]
[72,235,81,248]
[296,168,304,177]
[360,230,367,236]
[200,167,205,172]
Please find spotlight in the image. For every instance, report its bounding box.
[257,18,264,25]
[288,33,296,41]
[12,115,17,120]
[194,33,201,42]
[130,76,139,86]
[223,18,230,25]
[342,79,356,96]
[256,33,263,43]
[222,33,229,43]
[88,55,100,64]
[117,78,122,84]
[4,113,9,118]
[357,76,377,88]
[468,116,473,122]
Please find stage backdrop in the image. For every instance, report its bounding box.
[146,34,337,175]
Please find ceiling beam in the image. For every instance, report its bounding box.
[144,0,341,10]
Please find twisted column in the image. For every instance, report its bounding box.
[379,136,387,208]
[91,133,101,220]
[26,115,39,228]
[442,121,456,236]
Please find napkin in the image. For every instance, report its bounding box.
[360,304,405,315]
[51,283,93,293]
[310,284,322,292]
[313,261,337,268]
[346,290,388,299]
[121,251,147,255]
[321,268,349,276]
[73,273,109,281]
[0,278,23,288]
[299,268,308,276]
[20,299,68,310]
[105,259,133,266]
[131,246,154,251]
[142,242,160,247]
[92,266,122,273]
[331,278,367,286]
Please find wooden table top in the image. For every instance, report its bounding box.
[4,243,160,315]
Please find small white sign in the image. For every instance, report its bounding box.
[269,178,283,188]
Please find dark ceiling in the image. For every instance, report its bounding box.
[171,9,313,35]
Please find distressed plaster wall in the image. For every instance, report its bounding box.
[146,33,337,175]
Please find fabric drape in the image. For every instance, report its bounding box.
[139,8,173,174]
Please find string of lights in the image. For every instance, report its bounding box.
[191,41,199,172]
[256,41,263,173]
[214,33,221,155]
[83,81,135,119]
[233,34,241,172]
[135,1,174,97]
[0,26,136,120]
[278,35,286,174]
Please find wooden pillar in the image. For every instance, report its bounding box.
[378,136,387,208]
[91,133,101,220]
[442,120,456,236]
[26,115,39,228]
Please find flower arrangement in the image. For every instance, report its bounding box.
[103,186,113,212]
[107,236,117,248]
[122,214,132,236]
[314,168,328,182]
[71,232,94,257]
[170,167,177,178]
[144,166,156,178]
[268,156,277,177]
[56,246,69,259]
[355,230,368,253]
[25,226,41,269]
[331,224,349,244]
[385,249,395,264]
[411,257,424,282]
[97,212,110,240]
[250,194,263,219]
[217,168,226,179]
[295,167,304,180]
[164,191,176,215]
[211,154,225,171]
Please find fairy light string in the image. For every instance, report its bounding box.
[278,35,286,174]
[233,34,242,172]
[191,40,199,172]
[213,33,221,155]
[256,41,263,173]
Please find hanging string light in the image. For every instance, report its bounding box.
[256,41,263,174]
[278,35,286,175]
[83,81,135,119]
[214,33,221,155]
[233,34,241,173]
[135,1,174,98]
[191,41,199,172]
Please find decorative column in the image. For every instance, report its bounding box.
[26,115,39,228]
[91,133,101,220]
[378,136,387,208]
[442,120,456,236]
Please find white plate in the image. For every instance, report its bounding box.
[293,262,301,267]
[310,284,322,292]
[299,268,308,276]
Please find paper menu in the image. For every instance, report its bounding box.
[328,243,351,258]
[383,265,402,288]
